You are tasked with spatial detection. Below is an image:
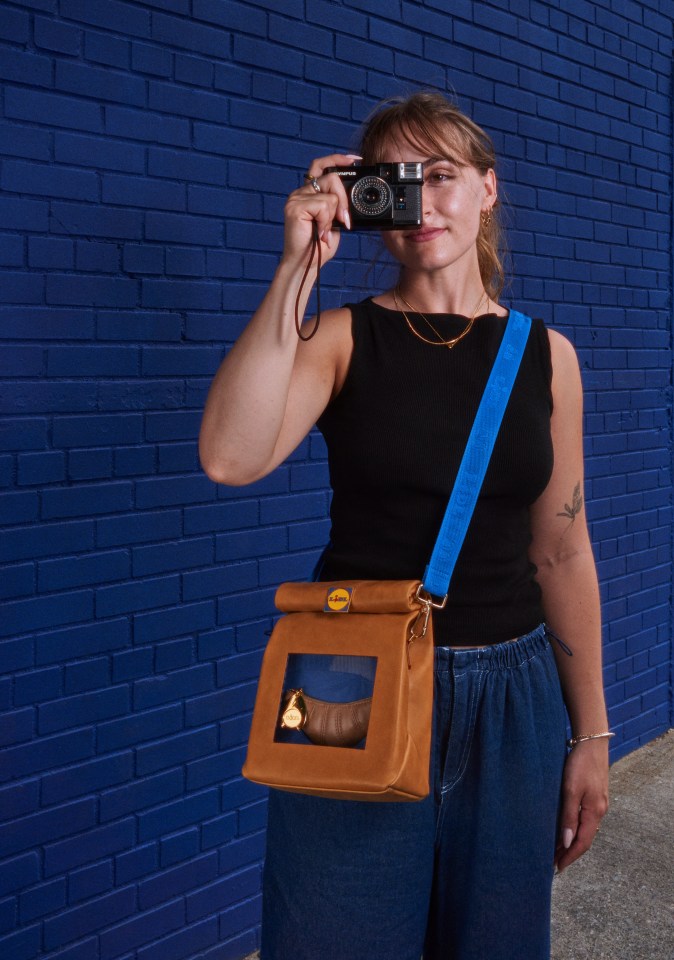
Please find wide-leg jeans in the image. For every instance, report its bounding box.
[261,624,568,960]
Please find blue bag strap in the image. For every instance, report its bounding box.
[421,310,532,601]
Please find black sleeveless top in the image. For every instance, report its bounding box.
[317,298,554,645]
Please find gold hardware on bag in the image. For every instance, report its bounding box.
[280,689,307,729]
[407,598,432,668]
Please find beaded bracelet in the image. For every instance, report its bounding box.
[567,731,615,748]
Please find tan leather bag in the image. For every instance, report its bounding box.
[243,579,434,802]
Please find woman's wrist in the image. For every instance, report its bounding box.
[567,731,614,749]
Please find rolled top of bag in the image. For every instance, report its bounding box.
[275,580,422,615]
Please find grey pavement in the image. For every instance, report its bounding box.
[243,729,674,959]
[551,728,674,960]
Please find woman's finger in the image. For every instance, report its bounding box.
[305,153,362,180]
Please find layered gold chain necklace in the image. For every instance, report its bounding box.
[393,285,488,349]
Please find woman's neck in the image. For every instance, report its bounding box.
[395,271,488,316]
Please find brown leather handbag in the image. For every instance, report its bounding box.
[242,579,434,801]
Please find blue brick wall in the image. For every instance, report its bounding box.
[1,1,672,957]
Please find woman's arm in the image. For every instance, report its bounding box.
[199,154,355,486]
[529,329,610,872]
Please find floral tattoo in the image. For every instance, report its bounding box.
[557,483,583,527]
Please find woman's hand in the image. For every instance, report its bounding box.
[554,738,610,872]
[282,153,360,267]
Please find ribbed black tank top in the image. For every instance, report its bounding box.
[317,298,554,645]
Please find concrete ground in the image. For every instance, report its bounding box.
[551,728,674,960]
[243,729,674,960]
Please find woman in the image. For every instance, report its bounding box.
[199,92,610,960]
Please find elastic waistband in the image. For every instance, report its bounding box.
[435,623,549,672]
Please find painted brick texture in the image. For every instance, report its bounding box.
[0,1,672,958]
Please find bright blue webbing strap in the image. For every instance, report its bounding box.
[422,310,532,599]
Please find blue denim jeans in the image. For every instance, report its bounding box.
[261,624,567,960]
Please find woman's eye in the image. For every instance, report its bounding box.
[427,170,456,184]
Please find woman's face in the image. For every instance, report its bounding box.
[377,133,496,278]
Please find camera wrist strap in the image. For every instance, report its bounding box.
[295,220,322,341]
[421,310,532,601]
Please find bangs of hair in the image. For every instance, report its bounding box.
[358,92,495,172]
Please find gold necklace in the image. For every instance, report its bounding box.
[393,286,488,349]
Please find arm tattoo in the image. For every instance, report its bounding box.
[557,482,583,525]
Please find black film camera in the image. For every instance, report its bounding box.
[325,162,423,230]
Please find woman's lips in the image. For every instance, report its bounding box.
[405,227,445,243]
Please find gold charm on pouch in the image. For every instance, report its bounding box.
[280,689,307,730]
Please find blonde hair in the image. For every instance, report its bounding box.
[358,91,506,301]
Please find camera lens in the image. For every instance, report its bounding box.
[351,176,391,217]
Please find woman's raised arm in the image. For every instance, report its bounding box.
[198,154,357,486]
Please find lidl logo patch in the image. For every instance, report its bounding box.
[325,586,352,612]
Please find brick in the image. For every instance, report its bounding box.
[134,600,214,642]
[115,842,158,885]
[201,812,236,850]
[185,683,255,727]
[44,887,136,950]
[34,16,81,54]
[136,916,218,960]
[35,618,129,665]
[38,550,128,592]
[50,201,142,239]
[193,0,268,33]
[98,703,182,752]
[131,41,172,77]
[175,53,213,88]
[0,121,50,162]
[139,852,217,909]
[0,233,24,266]
[137,789,219,842]
[103,174,186,211]
[161,827,199,866]
[151,11,229,57]
[42,751,132,805]
[1,590,93,640]
[0,854,40,898]
[5,87,102,134]
[134,665,214,713]
[68,860,113,904]
[0,925,40,960]
[0,781,39,822]
[39,684,130,735]
[100,769,183,822]
[112,646,153,682]
[43,817,134,877]
[60,0,150,37]
[0,798,95,858]
[42,481,133,519]
[0,47,52,87]
[185,746,245,791]
[0,730,93,781]
[84,29,130,67]
[106,106,190,146]
[133,537,213,577]
[18,878,67,923]
[97,509,181,547]
[99,899,185,960]
[148,80,228,123]
[185,866,259,923]
[0,561,34,601]
[68,448,114,481]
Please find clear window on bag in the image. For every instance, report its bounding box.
[274,654,377,749]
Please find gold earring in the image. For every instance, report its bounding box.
[481,208,492,227]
